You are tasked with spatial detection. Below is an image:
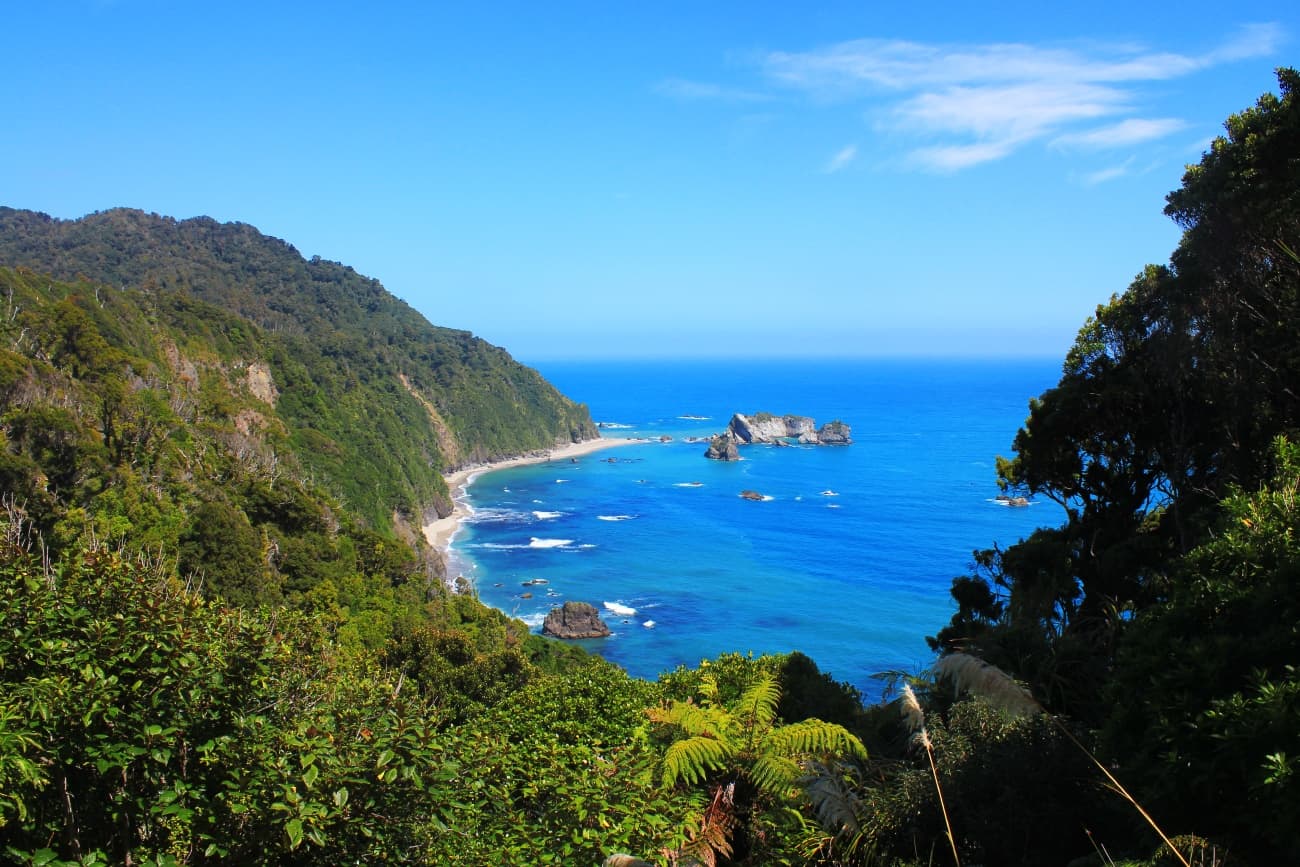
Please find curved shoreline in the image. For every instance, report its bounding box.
[421,437,640,559]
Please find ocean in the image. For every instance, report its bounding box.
[448,358,1059,700]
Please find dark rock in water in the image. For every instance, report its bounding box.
[739,489,765,501]
[542,601,612,639]
[705,433,740,461]
[815,420,852,445]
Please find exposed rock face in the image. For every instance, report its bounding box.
[705,433,740,461]
[739,489,765,501]
[542,601,611,639]
[713,412,852,450]
[243,361,279,406]
[728,412,816,444]
[815,420,852,445]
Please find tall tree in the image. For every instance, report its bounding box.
[933,68,1300,721]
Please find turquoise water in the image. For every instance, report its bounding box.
[449,358,1059,699]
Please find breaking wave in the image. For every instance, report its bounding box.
[529,537,574,549]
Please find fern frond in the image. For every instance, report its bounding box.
[801,760,861,835]
[648,701,730,740]
[676,782,737,867]
[662,734,733,787]
[734,672,781,734]
[763,718,867,762]
[750,752,803,795]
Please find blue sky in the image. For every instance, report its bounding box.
[3,2,1293,360]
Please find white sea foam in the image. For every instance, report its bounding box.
[469,507,530,524]
[597,422,634,429]
[555,479,571,484]
[820,490,839,496]
[642,620,656,628]
[533,510,563,520]
[519,613,546,628]
[604,601,637,616]
[677,415,710,420]
[674,482,704,488]
[529,537,574,548]
[579,543,598,549]
[597,514,637,521]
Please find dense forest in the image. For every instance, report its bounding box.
[0,206,598,531]
[0,69,1297,865]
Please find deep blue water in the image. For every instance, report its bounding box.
[449,358,1059,699]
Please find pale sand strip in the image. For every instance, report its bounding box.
[422,437,641,556]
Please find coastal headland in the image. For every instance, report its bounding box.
[422,437,640,556]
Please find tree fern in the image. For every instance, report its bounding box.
[764,718,867,764]
[733,672,780,741]
[648,667,870,863]
[647,700,732,740]
[661,734,734,787]
[750,752,803,795]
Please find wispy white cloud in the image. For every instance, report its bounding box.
[763,39,1205,94]
[1082,157,1136,185]
[824,144,858,173]
[1053,117,1187,149]
[1206,22,1284,62]
[655,78,769,103]
[756,23,1283,171]
[909,140,1021,172]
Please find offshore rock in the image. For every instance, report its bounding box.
[705,433,740,461]
[815,420,852,445]
[727,412,817,444]
[542,601,611,639]
[715,412,852,448]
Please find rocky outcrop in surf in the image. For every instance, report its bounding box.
[703,412,852,458]
[542,601,611,639]
[728,412,817,444]
[705,434,740,461]
[810,420,852,445]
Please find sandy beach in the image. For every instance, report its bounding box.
[422,436,640,557]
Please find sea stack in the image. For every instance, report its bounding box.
[814,420,852,445]
[727,412,817,444]
[705,433,740,460]
[542,601,612,639]
[705,412,853,455]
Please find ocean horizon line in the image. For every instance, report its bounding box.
[521,352,1066,365]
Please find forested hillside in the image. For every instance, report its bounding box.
[0,207,598,529]
[0,70,1297,866]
